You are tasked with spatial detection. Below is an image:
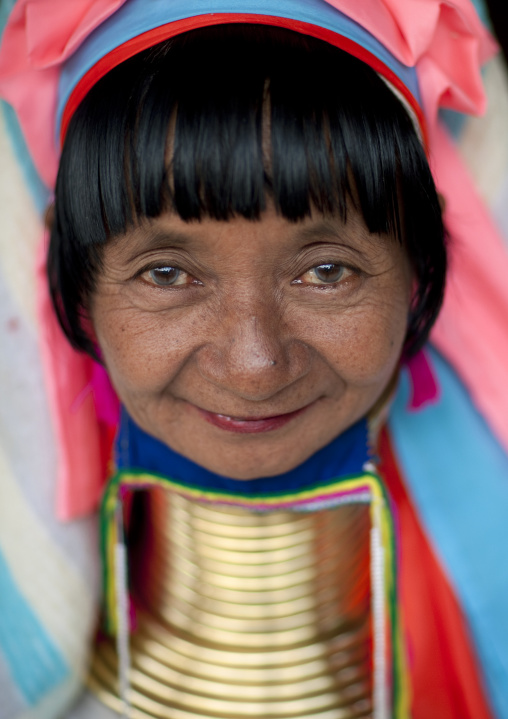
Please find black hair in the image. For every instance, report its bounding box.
[49,23,446,358]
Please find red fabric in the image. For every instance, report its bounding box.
[60,13,426,145]
[378,428,494,719]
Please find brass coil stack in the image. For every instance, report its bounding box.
[89,488,373,718]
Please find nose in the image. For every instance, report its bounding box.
[196,297,311,402]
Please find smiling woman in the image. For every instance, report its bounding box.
[1,1,508,719]
[90,204,412,479]
[48,25,442,484]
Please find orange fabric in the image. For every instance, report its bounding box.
[378,428,494,719]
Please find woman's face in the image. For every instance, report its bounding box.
[90,203,412,478]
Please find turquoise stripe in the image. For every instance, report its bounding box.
[389,347,508,718]
[0,0,16,41]
[0,549,69,705]
[471,0,492,29]
[0,101,50,214]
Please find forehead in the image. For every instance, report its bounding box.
[105,204,408,273]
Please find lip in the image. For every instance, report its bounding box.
[195,404,312,434]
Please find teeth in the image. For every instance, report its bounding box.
[216,414,266,422]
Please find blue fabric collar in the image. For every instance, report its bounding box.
[115,409,372,494]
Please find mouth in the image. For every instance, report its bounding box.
[195,404,313,434]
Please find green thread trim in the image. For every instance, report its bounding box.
[99,467,409,717]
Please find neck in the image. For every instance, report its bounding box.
[88,411,383,717]
[115,410,373,496]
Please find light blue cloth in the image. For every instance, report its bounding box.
[0,549,68,707]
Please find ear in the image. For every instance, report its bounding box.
[44,202,55,231]
[437,192,446,215]
[79,313,103,362]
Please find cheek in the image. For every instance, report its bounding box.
[91,302,204,395]
[298,290,410,387]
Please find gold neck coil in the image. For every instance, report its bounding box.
[89,487,374,718]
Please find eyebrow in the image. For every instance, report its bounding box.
[113,215,388,265]
[113,227,193,263]
[292,218,386,256]
[293,220,346,242]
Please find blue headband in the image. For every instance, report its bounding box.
[57,0,421,141]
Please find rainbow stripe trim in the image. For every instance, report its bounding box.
[99,467,410,717]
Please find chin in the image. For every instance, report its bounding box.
[187,442,311,480]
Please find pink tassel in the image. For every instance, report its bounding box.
[405,349,440,411]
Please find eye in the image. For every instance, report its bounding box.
[295,263,354,286]
[142,266,194,287]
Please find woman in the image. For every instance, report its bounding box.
[1,1,508,718]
